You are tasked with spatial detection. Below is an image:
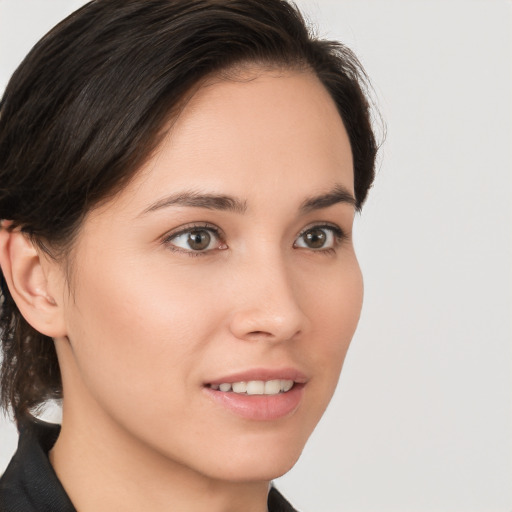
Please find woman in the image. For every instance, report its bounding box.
[0,0,378,510]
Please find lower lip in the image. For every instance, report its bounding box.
[203,384,305,421]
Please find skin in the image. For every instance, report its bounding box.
[1,68,363,512]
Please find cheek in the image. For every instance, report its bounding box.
[308,255,363,349]
[290,254,363,412]
[62,258,207,409]
[306,257,363,396]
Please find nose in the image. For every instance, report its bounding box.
[228,255,306,343]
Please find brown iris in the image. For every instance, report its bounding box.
[303,228,326,248]
[187,229,211,250]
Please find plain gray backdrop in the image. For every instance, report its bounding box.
[0,1,511,511]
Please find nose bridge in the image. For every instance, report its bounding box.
[228,246,305,342]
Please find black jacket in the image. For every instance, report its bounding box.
[0,419,297,512]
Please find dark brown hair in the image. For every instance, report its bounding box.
[0,0,378,425]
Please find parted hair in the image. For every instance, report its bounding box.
[0,0,378,426]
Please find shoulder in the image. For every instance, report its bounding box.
[0,418,76,512]
[268,485,299,512]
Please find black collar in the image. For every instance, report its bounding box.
[0,418,297,512]
[0,418,75,511]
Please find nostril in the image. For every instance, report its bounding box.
[245,329,301,342]
[229,306,304,343]
[246,330,285,340]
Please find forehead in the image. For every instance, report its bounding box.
[93,68,353,218]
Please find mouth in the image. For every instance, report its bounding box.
[203,370,306,421]
[207,379,295,395]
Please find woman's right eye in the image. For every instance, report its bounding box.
[164,226,227,254]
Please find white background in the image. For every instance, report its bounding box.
[0,1,511,511]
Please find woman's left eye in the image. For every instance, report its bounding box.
[294,225,344,251]
[164,225,226,254]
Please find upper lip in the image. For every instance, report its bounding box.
[205,367,308,386]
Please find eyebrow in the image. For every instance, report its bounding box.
[299,184,356,213]
[141,190,248,215]
[140,184,355,217]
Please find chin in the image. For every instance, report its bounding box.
[196,434,307,483]
[210,457,301,483]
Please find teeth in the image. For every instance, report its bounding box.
[232,382,247,393]
[282,380,294,392]
[210,379,294,395]
[246,381,265,395]
[264,380,282,395]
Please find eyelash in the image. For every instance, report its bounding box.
[294,223,347,255]
[162,223,225,257]
[161,222,346,256]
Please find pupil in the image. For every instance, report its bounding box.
[305,229,326,248]
[187,230,211,250]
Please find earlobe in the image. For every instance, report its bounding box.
[0,226,67,338]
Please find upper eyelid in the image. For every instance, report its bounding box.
[162,222,224,241]
[163,221,342,235]
[161,224,225,256]
[160,221,346,247]
[296,222,345,238]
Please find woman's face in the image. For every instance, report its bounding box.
[54,69,363,481]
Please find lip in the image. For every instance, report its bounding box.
[205,367,308,386]
[203,384,305,421]
[203,367,307,421]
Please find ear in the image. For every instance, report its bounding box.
[0,225,67,338]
